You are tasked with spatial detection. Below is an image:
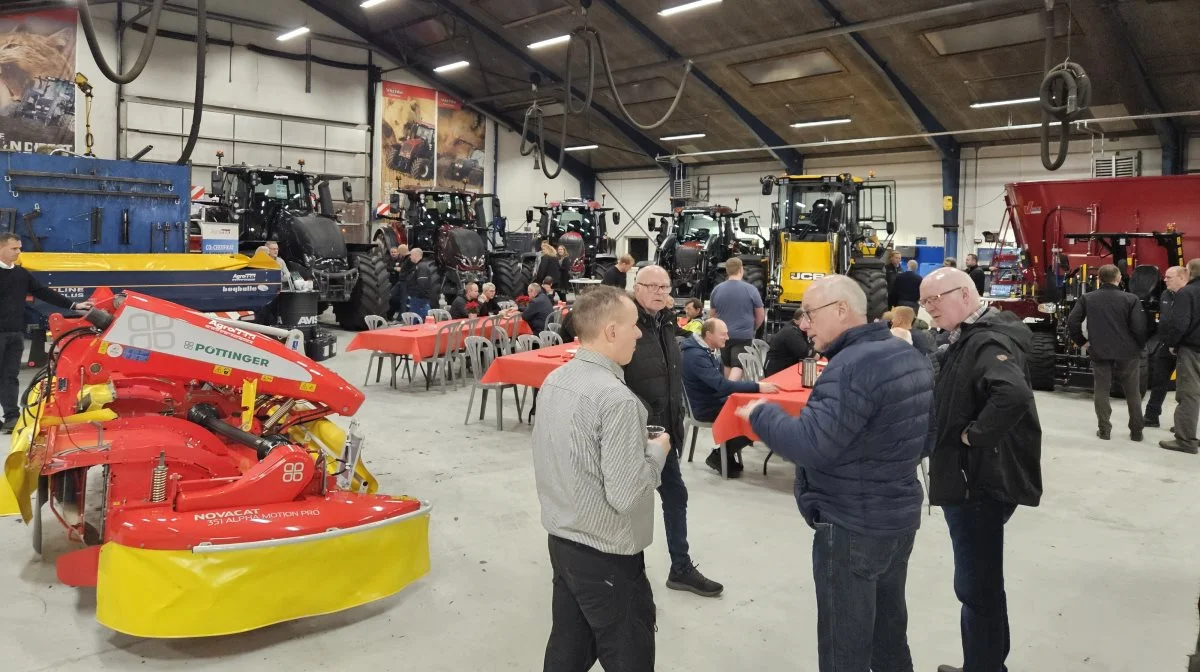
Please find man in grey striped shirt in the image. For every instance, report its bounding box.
[533,285,672,672]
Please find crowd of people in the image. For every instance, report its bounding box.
[532,259,1051,672]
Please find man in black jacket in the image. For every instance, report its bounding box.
[0,233,93,433]
[602,255,634,289]
[1156,258,1200,454]
[885,249,902,299]
[402,248,435,317]
[764,309,812,376]
[1066,264,1148,440]
[890,260,922,312]
[921,268,1042,672]
[964,253,987,295]
[622,265,723,597]
[512,282,554,333]
[1145,265,1187,427]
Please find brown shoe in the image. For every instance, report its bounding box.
[1159,439,1199,455]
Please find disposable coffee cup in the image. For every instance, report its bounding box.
[646,425,666,439]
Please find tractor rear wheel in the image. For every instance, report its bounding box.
[1029,330,1057,391]
[848,265,888,322]
[741,257,767,302]
[335,249,390,330]
[490,255,525,300]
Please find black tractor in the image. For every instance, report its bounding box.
[526,198,620,282]
[650,204,768,302]
[199,162,389,330]
[372,189,525,301]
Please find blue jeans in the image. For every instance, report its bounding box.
[407,297,430,318]
[812,522,916,672]
[657,449,690,575]
[942,499,1017,672]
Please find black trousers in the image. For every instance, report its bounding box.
[544,535,655,672]
[0,331,24,423]
[1145,344,1176,419]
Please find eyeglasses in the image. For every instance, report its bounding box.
[918,286,967,308]
[636,282,671,293]
[798,300,839,323]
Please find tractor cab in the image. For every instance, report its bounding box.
[528,198,619,280]
[761,174,896,327]
[651,205,767,301]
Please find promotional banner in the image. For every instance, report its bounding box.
[380,82,437,197]
[435,94,486,192]
[0,9,77,153]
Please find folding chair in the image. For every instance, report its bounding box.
[362,315,400,388]
[751,338,770,364]
[421,321,463,393]
[737,352,765,382]
[538,330,564,347]
[428,308,453,322]
[462,336,523,430]
[515,334,542,352]
[682,387,728,478]
[398,312,423,326]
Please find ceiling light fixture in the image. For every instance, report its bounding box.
[660,133,706,141]
[528,35,571,50]
[790,117,852,129]
[565,144,599,152]
[360,0,390,7]
[434,60,470,73]
[969,97,1040,109]
[276,26,310,41]
[658,0,723,17]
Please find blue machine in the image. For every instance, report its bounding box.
[0,152,278,314]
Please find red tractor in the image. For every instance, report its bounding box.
[985,174,1200,391]
[386,120,436,181]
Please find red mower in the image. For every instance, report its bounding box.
[3,289,431,638]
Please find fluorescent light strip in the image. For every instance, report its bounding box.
[565,144,599,152]
[360,0,389,7]
[528,35,571,50]
[658,0,723,17]
[434,60,470,73]
[969,97,1040,109]
[791,118,852,129]
[660,133,706,141]
[276,26,310,41]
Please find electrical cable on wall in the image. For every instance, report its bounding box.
[520,0,693,180]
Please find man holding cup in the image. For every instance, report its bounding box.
[533,285,671,672]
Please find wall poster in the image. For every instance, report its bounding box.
[0,9,77,153]
[435,94,486,192]
[379,81,437,197]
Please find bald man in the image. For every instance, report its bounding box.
[920,267,1042,672]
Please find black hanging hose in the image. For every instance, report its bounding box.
[78,0,167,85]
[1038,61,1090,171]
[177,0,207,164]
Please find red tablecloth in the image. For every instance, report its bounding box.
[346,318,530,363]
[711,365,815,444]
[479,342,577,388]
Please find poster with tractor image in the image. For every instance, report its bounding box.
[0,8,77,153]
[380,81,437,196]
[435,94,486,192]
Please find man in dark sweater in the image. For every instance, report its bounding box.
[1067,264,1148,440]
[890,260,923,312]
[602,255,634,289]
[0,233,92,432]
[448,282,480,319]
[764,309,812,376]
[1145,265,1187,427]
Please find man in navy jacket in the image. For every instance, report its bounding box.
[736,274,933,672]
[681,319,777,476]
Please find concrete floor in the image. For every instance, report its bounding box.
[3,330,1199,672]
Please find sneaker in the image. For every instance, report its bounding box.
[1144,416,1160,428]
[1131,430,1143,442]
[705,449,741,477]
[1159,439,1199,455]
[937,666,964,672]
[0,418,16,435]
[666,564,723,597]
[1097,429,1111,440]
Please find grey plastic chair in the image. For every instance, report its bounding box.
[398,312,422,326]
[682,386,727,479]
[538,330,563,347]
[547,307,565,326]
[738,352,765,382]
[491,327,515,356]
[362,315,399,387]
[462,336,523,430]
[421,320,464,393]
[752,338,770,364]
[516,334,542,353]
[544,322,563,336]
[428,308,453,323]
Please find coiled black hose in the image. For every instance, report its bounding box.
[78,0,166,85]
[1039,60,1091,171]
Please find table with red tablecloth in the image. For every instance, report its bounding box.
[710,364,815,444]
[479,342,577,389]
[345,317,531,364]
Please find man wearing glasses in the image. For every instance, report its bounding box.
[919,268,1042,672]
[623,265,724,597]
[735,274,932,672]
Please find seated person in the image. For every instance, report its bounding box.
[506,282,554,333]
[449,281,481,319]
[540,276,557,301]
[478,282,503,316]
[681,318,777,477]
[558,309,576,343]
[764,309,813,376]
[680,298,704,335]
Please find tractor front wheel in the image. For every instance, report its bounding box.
[490,254,525,301]
[334,249,390,330]
[848,265,888,322]
[1029,330,1057,391]
[740,256,767,302]
[412,157,433,181]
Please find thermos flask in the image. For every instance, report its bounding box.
[801,358,817,388]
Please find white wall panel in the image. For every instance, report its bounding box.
[124,132,181,163]
[124,102,182,134]
[233,116,281,145]
[183,109,235,140]
[282,121,327,149]
[325,151,366,177]
[233,142,281,167]
[327,126,367,153]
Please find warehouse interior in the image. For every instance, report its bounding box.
[1,0,1199,670]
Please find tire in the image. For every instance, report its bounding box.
[592,258,616,283]
[490,254,525,300]
[848,265,888,322]
[334,249,389,331]
[741,257,767,302]
[373,226,399,252]
[412,157,433,181]
[1029,330,1057,391]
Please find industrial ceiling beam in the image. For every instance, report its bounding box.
[811,0,961,251]
[428,0,669,169]
[592,0,803,174]
[296,0,598,191]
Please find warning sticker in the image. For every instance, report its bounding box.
[213,365,232,376]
